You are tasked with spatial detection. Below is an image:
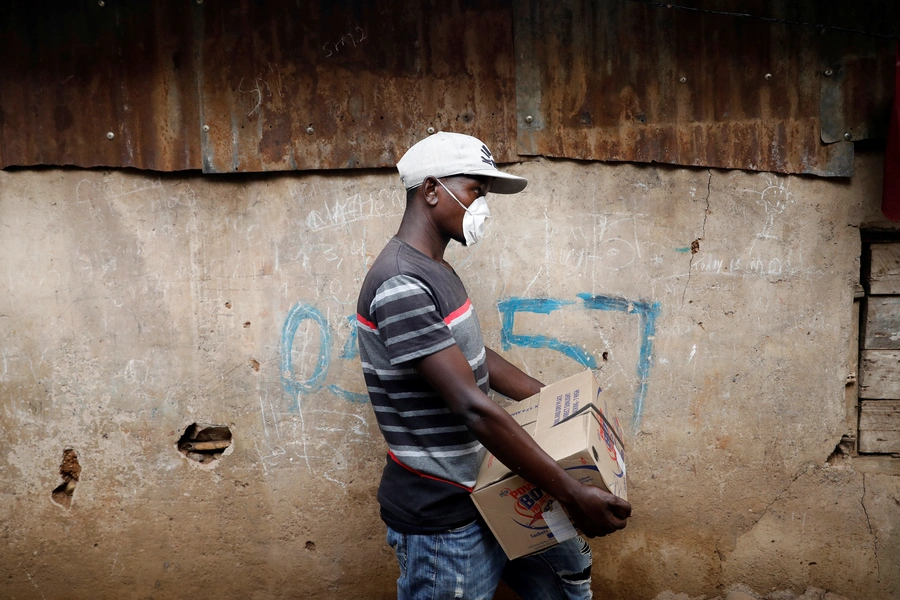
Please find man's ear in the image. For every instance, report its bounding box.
[421,177,440,207]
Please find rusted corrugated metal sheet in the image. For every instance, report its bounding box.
[1,0,894,176]
[814,0,898,143]
[196,0,518,173]
[820,34,897,143]
[514,0,868,176]
[0,1,201,171]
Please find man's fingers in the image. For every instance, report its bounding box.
[610,514,627,530]
[612,496,632,510]
[611,502,632,519]
[569,486,631,538]
[582,508,629,534]
[580,516,627,538]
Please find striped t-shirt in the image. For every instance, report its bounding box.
[356,237,490,533]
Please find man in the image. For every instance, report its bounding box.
[356,132,632,599]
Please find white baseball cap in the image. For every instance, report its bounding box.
[397,131,528,194]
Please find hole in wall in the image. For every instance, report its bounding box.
[249,358,261,372]
[305,541,316,551]
[827,435,855,465]
[243,321,251,328]
[177,423,232,464]
[51,448,81,509]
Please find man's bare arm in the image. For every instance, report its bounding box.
[416,344,632,538]
[485,347,543,401]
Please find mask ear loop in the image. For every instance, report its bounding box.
[436,179,471,213]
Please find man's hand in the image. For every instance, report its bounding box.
[563,485,632,538]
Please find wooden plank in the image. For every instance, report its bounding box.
[861,296,900,350]
[845,300,860,438]
[859,350,900,399]
[867,243,900,294]
[859,400,900,453]
[853,455,900,475]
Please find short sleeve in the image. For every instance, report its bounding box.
[370,274,456,365]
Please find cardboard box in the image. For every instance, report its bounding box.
[471,370,627,560]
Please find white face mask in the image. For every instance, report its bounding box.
[437,179,491,246]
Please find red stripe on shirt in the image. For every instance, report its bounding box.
[356,313,377,330]
[443,298,472,326]
[388,450,474,492]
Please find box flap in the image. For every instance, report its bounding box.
[535,370,626,451]
[575,405,626,454]
[531,412,591,461]
[535,370,599,432]
[589,390,627,452]
[587,411,628,500]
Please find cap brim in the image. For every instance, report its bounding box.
[458,168,528,194]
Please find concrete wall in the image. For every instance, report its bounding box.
[1,152,898,599]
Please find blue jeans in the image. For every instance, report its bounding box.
[386,521,593,600]
[502,535,593,600]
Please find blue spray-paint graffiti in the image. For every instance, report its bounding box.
[280,303,368,410]
[496,298,596,368]
[281,294,660,429]
[498,294,660,431]
[280,304,330,396]
[328,315,367,403]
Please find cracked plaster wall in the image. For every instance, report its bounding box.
[0,152,898,599]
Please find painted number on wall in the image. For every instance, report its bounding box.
[280,304,367,408]
[281,293,660,429]
[498,294,660,430]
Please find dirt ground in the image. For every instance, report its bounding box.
[649,586,853,600]
[492,582,855,599]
